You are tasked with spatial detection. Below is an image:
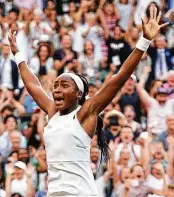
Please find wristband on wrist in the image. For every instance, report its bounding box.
[136,36,152,52]
[14,52,26,66]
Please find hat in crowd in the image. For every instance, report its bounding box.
[88,80,98,88]
[157,87,169,95]
[130,74,137,82]
[38,34,51,44]
[14,161,27,171]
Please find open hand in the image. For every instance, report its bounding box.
[8,30,19,55]
[142,6,169,40]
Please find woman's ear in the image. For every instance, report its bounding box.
[77,91,83,99]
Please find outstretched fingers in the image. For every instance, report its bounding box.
[153,7,157,20]
[150,6,154,20]
[156,11,162,24]
[159,22,169,29]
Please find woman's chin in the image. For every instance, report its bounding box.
[54,101,67,111]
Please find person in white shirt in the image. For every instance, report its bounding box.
[5,161,35,197]
[82,12,103,60]
[136,84,174,135]
[0,43,24,91]
[78,40,101,79]
[29,44,54,76]
[114,126,141,167]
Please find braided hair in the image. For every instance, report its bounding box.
[75,74,110,162]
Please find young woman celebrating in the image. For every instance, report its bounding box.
[8,7,168,197]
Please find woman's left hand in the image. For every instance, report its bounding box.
[142,6,169,40]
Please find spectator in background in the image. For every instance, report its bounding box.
[82,12,103,60]
[113,75,141,122]
[158,115,174,151]
[136,84,174,135]
[105,117,120,144]
[116,0,133,31]
[104,25,131,71]
[0,43,24,95]
[0,105,13,120]
[29,44,54,77]
[5,161,35,197]
[14,0,43,10]
[147,34,174,83]
[114,126,141,167]
[79,40,101,79]
[123,105,142,136]
[54,34,79,74]
[87,81,99,98]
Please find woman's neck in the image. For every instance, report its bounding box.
[87,53,93,58]
[121,159,128,166]
[60,103,79,116]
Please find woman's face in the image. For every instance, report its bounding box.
[156,94,168,105]
[121,168,131,182]
[120,127,133,143]
[120,0,128,4]
[151,163,164,179]
[120,148,130,161]
[39,46,49,61]
[34,14,41,25]
[84,41,94,55]
[87,14,96,26]
[131,27,139,39]
[14,168,25,180]
[52,76,80,111]
[80,0,89,13]
[154,150,164,160]
[90,147,100,163]
[69,2,76,13]
[104,3,114,15]
[132,165,144,181]
[124,106,135,121]
[6,117,17,131]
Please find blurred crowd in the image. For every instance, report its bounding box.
[0,0,174,197]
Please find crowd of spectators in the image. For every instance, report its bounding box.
[0,0,174,197]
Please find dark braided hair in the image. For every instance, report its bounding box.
[75,74,110,162]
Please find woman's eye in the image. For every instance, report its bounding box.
[63,84,69,88]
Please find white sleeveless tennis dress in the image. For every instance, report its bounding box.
[43,106,98,197]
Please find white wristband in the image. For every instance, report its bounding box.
[136,36,152,52]
[14,52,26,66]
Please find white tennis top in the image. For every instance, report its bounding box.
[43,106,98,197]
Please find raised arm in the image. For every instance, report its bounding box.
[84,7,168,115]
[8,32,54,115]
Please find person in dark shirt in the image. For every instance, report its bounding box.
[53,34,79,75]
[55,0,80,15]
[105,25,132,70]
[113,75,141,122]
[105,117,120,144]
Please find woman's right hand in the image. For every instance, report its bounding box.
[8,30,19,55]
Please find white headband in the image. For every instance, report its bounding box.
[59,73,84,93]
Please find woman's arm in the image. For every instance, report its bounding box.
[26,165,35,197]
[5,165,14,197]
[82,26,91,38]
[136,83,151,107]
[8,32,54,115]
[85,7,168,115]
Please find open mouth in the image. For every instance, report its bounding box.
[136,174,142,179]
[54,97,64,105]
